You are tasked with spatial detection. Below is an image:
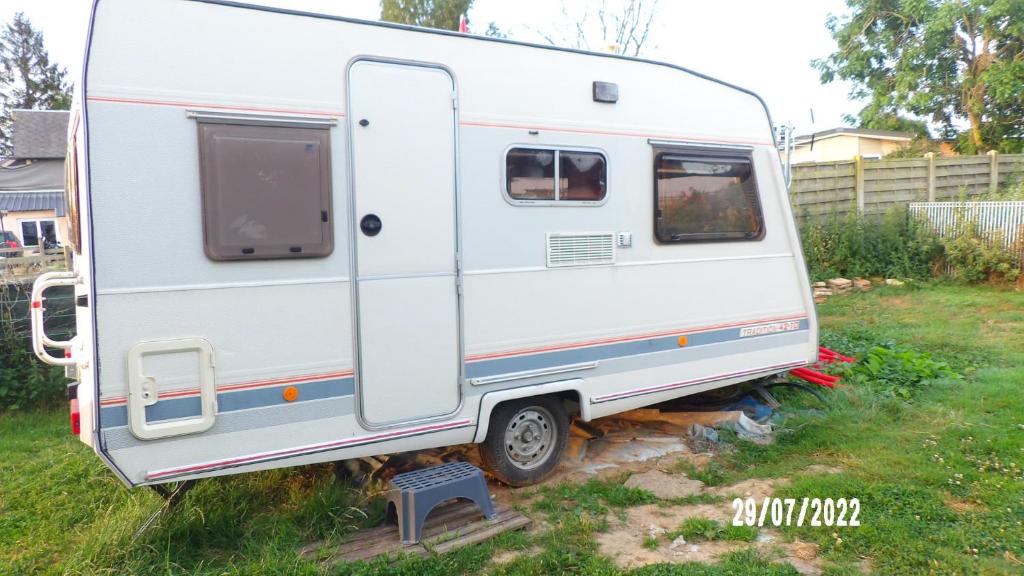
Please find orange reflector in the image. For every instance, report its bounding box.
[31,300,42,309]
[677,335,688,347]
[282,386,299,402]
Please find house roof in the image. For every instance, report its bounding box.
[0,159,64,191]
[793,127,916,146]
[11,109,70,159]
[0,191,66,216]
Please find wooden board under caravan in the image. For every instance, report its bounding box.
[31,0,818,488]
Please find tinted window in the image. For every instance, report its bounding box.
[21,221,39,246]
[655,153,764,242]
[198,122,333,260]
[559,151,606,201]
[506,148,555,200]
[506,147,607,204]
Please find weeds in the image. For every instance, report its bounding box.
[0,284,65,411]
[833,345,960,399]
[667,518,758,543]
[532,476,656,521]
[943,222,1022,283]
[799,208,943,282]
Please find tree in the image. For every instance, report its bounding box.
[536,0,659,57]
[844,106,932,139]
[380,0,473,31]
[0,12,71,156]
[814,0,1024,153]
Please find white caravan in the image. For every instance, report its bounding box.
[32,0,818,488]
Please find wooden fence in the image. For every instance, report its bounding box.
[0,247,67,282]
[791,152,1024,217]
[1,247,73,339]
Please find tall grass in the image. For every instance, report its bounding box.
[798,208,944,281]
[0,284,66,411]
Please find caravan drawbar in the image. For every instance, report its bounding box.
[32,0,818,487]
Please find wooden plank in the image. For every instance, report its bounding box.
[428,514,532,555]
[302,502,531,566]
[937,155,991,166]
[303,499,479,555]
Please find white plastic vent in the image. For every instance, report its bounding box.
[546,232,616,267]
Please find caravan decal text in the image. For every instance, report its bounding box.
[739,321,802,338]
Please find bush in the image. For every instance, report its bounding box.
[833,345,960,399]
[1,288,66,411]
[799,207,944,281]
[943,225,1021,283]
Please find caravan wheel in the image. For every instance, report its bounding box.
[479,396,568,487]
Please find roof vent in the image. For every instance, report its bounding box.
[546,232,615,268]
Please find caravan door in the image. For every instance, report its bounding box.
[348,59,462,427]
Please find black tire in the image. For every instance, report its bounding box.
[478,396,568,487]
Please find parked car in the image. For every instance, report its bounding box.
[1,231,23,257]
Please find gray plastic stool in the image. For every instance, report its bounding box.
[385,461,496,544]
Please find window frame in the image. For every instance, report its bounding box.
[18,218,59,247]
[65,111,82,254]
[502,144,609,207]
[194,113,335,261]
[652,146,766,244]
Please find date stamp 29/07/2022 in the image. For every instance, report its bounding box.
[732,498,861,528]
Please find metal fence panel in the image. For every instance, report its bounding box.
[909,201,1024,260]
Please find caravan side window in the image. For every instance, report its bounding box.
[505,147,606,205]
[654,152,764,243]
[197,120,333,260]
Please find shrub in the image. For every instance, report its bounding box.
[799,207,944,281]
[943,228,1021,283]
[833,345,960,399]
[0,286,66,411]
[941,219,1022,284]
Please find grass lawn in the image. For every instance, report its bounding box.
[1,283,1022,575]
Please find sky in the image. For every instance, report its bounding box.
[0,0,858,137]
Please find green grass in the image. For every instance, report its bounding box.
[1,283,1023,574]
[668,518,759,543]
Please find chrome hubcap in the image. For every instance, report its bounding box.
[503,406,556,470]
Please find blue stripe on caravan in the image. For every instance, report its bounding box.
[100,376,354,428]
[465,319,810,378]
[100,318,809,429]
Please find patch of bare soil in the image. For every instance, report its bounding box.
[801,464,844,475]
[490,546,542,565]
[595,478,827,575]
[943,494,986,514]
[884,297,913,309]
[709,477,791,500]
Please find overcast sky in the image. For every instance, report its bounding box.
[0,0,857,136]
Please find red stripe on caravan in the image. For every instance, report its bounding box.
[86,95,345,118]
[465,314,808,362]
[145,419,473,480]
[99,370,354,407]
[459,119,774,147]
[99,315,806,405]
[592,360,807,403]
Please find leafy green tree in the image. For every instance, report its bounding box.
[815,0,1024,153]
[380,0,473,31]
[0,12,71,156]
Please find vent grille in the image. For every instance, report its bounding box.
[546,232,615,267]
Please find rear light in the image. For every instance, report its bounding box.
[70,399,81,435]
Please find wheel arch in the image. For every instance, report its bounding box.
[472,378,587,443]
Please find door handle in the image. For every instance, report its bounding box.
[360,214,382,236]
